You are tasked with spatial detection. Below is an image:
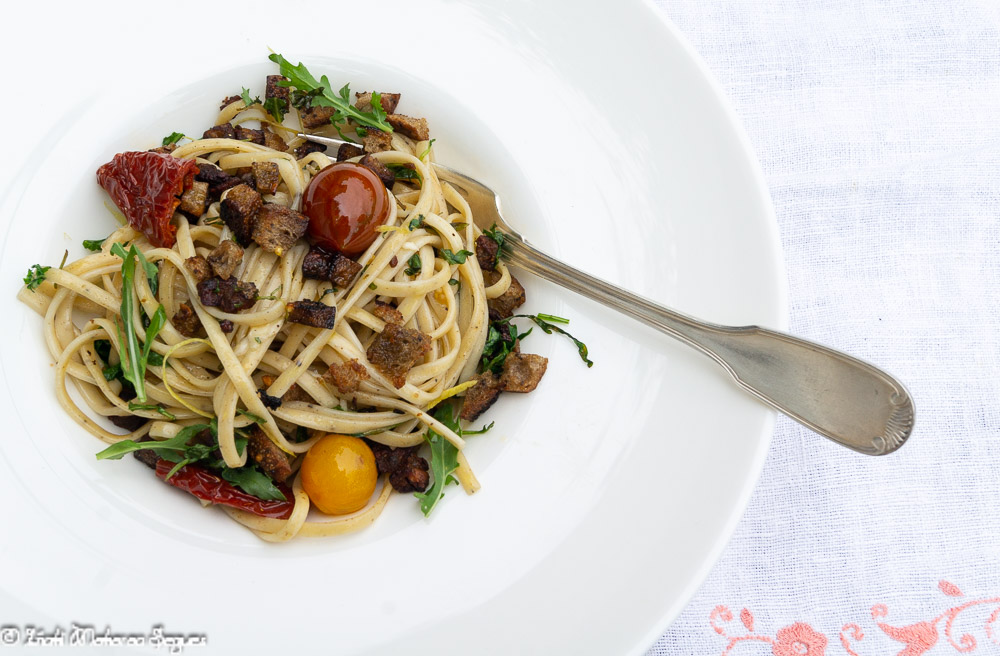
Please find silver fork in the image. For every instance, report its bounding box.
[300,133,915,455]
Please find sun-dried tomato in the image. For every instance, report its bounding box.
[96,151,199,248]
[154,459,294,519]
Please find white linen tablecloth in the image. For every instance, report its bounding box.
[647,1,1000,654]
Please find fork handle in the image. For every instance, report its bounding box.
[505,237,914,455]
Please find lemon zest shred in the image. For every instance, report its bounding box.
[376,225,406,235]
[162,338,215,419]
[426,379,478,411]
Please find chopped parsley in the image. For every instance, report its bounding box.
[161,132,185,147]
[388,163,422,183]
[419,138,436,160]
[82,237,107,252]
[440,248,473,265]
[241,87,259,107]
[404,253,422,276]
[22,264,49,291]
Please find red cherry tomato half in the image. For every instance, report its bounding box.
[302,162,390,257]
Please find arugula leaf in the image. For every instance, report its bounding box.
[404,253,422,276]
[449,278,460,288]
[82,237,107,252]
[96,423,210,461]
[440,249,473,265]
[161,132,185,147]
[512,314,593,368]
[408,215,425,231]
[147,351,164,367]
[461,421,494,436]
[102,364,121,381]
[23,264,49,291]
[131,246,160,296]
[263,97,287,123]
[97,417,286,498]
[414,402,461,516]
[221,466,287,501]
[268,53,393,133]
[110,243,167,402]
[369,92,388,125]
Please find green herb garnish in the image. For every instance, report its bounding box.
[480,322,532,374]
[263,97,287,123]
[511,314,593,367]
[236,408,265,424]
[257,284,283,301]
[127,403,176,420]
[290,87,324,110]
[408,215,425,231]
[161,132,185,147]
[268,53,394,134]
[440,249,473,265]
[110,243,168,403]
[82,237,107,252]
[460,421,494,436]
[419,138,436,160]
[415,402,462,517]
[388,164,422,183]
[96,421,285,500]
[482,223,507,269]
[221,466,286,501]
[241,87,259,107]
[404,253,422,276]
[96,423,210,463]
[23,264,50,291]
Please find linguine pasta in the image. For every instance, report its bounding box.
[16,77,530,541]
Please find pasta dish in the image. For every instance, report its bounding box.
[17,55,589,541]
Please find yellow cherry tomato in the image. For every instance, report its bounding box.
[301,434,377,515]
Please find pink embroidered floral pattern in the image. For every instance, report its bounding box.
[710,581,1000,655]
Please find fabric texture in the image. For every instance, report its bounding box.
[647,1,1000,654]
